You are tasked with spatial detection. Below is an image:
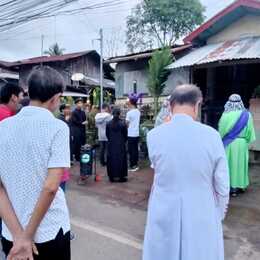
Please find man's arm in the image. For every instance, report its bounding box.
[125,113,130,128]
[0,182,36,260]
[0,182,23,238]
[213,134,230,220]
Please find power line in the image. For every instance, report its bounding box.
[0,0,131,40]
[0,0,129,32]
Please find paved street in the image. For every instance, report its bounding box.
[68,163,150,260]
[1,163,260,259]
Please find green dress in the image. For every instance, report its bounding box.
[218,111,256,189]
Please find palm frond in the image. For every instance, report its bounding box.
[147,47,173,97]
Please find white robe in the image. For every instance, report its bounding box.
[143,114,229,260]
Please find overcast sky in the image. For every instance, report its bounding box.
[0,0,234,61]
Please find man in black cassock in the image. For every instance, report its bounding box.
[106,107,128,183]
[71,98,86,161]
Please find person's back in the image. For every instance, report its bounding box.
[95,111,112,141]
[0,66,71,260]
[143,85,229,260]
[149,115,224,193]
[0,107,70,242]
[126,108,141,137]
[218,94,256,197]
[126,96,141,171]
[106,108,128,182]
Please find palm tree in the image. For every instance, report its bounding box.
[147,47,173,118]
[44,43,65,56]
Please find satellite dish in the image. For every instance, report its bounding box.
[71,73,85,81]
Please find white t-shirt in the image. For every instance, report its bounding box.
[126,108,141,137]
[0,106,70,243]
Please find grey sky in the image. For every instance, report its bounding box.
[0,0,234,61]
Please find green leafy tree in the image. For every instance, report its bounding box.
[44,43,65,56]
[126,0,205,52]
[147,48,173,117]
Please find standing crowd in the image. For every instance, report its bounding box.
[0,64,256,260]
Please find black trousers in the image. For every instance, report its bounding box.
[128,137,139,168]
[73,130,86,161]
[99,141,108,166]
[2,229,70,260]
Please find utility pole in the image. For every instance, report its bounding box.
[99,28,104,111]
[93,28,104,110]
[41,34,44,56]
[41,34,44,67]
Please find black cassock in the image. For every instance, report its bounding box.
[106,119,128,181]
[70,108,86,161]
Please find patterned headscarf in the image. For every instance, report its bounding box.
[224,94,245,112]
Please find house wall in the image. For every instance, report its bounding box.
[208,14,260,44]
[115,60,190,98]
[115,59,149,97]
[18,55,101,89]
[164,67,190,94]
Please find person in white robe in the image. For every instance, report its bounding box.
[143,84,230,260]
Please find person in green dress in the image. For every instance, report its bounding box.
[219,94,256,197]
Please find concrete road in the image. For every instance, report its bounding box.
[67,185,145,260]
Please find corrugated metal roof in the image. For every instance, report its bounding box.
[168,37,260,69]
[11,51,94,67]
[105,44,192,64]
[83,76,115,89]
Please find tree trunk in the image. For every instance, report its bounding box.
[153,95,159,120]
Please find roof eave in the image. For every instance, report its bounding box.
[105,44,192,64]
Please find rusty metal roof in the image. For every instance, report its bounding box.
[105,44,192,64]
[9,51,94,67]
[168,37,260,69]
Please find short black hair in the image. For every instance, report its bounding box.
[112,107,121,118]
[59,103,70,112]
[129,99,137,107]
[28,66,65,103]
[102,103,110,110]
[0,83,23,104]
[75,98,83,104]
[170,84,202,107]
[20,97,30,107]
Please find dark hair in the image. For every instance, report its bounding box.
[129,99,137,107]
[59,103,70,112]
[112,107,121,119]
[28,66,65,103]
[75,98,83,104]
[170,84,202,107]
[102,103,110,110]
[20,97,30,107]
[0,83,23,104]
